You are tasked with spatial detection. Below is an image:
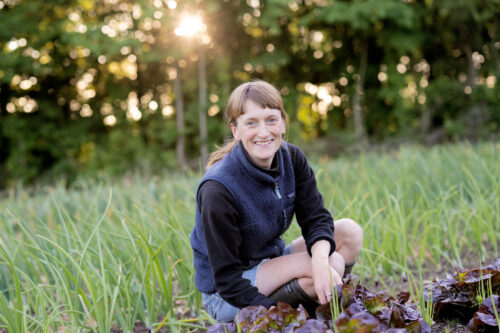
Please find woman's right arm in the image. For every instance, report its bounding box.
[198,181,275,309]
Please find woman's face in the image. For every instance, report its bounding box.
[231,99,285,169]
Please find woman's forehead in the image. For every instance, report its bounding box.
[240,101,281,118]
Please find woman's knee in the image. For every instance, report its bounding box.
[334,218,363,258]
[290,236,307,254]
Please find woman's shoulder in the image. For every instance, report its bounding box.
[199,180,229,196]
[283,142,308,165]
[198,180,235,206]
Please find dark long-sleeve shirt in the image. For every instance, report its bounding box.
[198,143,335,309]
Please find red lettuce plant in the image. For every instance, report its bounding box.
[207,276,430,332]
[424,259,500,326]
[467,295,500,332]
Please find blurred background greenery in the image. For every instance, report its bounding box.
[0,0,499,188]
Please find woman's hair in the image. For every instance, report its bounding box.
[207,80,287,168]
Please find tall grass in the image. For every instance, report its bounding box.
[297,142,500,289]
[0,142,498,331]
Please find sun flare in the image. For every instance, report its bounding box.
[174,15,206,37]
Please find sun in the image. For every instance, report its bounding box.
[175,15,206,37]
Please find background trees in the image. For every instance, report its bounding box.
[1,0,499,188]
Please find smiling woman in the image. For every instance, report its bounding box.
[190,80,363,322]
[230,100,285,169]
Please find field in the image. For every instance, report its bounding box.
[1,142,499,332]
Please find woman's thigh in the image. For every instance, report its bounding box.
[255,251,313,296]
[292,219,362,258]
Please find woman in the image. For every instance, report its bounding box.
[190,80,363,322]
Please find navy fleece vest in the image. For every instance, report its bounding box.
[190,141,296,293]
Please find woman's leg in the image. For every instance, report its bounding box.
[256,218,363,299]
[255,251,345,297]
[291,218,363,262]
[332,218,363,264]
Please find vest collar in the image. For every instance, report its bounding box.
[232,141,284,185]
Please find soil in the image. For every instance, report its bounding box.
[110,320,170,332]
[430,321,470,333]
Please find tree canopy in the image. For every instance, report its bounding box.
[1,0,499,188]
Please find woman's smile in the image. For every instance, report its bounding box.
[254,139,273,146]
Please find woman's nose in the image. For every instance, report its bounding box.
[257,122,269,136]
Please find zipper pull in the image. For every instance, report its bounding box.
[274,181,282,199]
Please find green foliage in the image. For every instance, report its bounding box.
[1,0,499,186]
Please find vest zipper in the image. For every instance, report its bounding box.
[274,180,282,199]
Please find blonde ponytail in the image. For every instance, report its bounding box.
[207,139,239,168]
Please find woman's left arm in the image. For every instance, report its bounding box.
[311,240,342,304]
[289,144,335,256]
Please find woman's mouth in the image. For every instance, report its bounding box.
[254,139,273,146]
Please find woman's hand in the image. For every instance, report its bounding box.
[311,240,343,304]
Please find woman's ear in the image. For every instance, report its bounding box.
[230,123,240,140]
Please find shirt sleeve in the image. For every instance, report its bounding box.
[198,180,275,309]
[289,144,336,256]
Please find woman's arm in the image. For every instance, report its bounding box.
[199,180,275,309]
[289,144,341,303]
[289,144,335,256]
[311,240,343,304]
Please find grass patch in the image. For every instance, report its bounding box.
[0,141,499,331]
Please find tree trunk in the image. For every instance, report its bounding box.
[352,41,368,146]
[460,24,486,137]
[492,39,499,78]
[135,54,147,146]
[198,45,208,170]
[420,105,432,137]
[174,61,186,170]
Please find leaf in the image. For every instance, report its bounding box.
[364,292,392,315]
[425,259,500,323]
[336,311,381,332]
[397,291,410,304]
[295,319,332,333]
[235,305,267,331]
[468,295,500,332]
[207,322,236,333]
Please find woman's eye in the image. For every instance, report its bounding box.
[268,118,276,123]
[247,121,255,126]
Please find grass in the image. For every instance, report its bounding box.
[0,141,499,331]
[406,268,434,326]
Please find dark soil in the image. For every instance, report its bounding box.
[110,320,170,332]
[430,321,469,333]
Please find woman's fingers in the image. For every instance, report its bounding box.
[313,263,343,304]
